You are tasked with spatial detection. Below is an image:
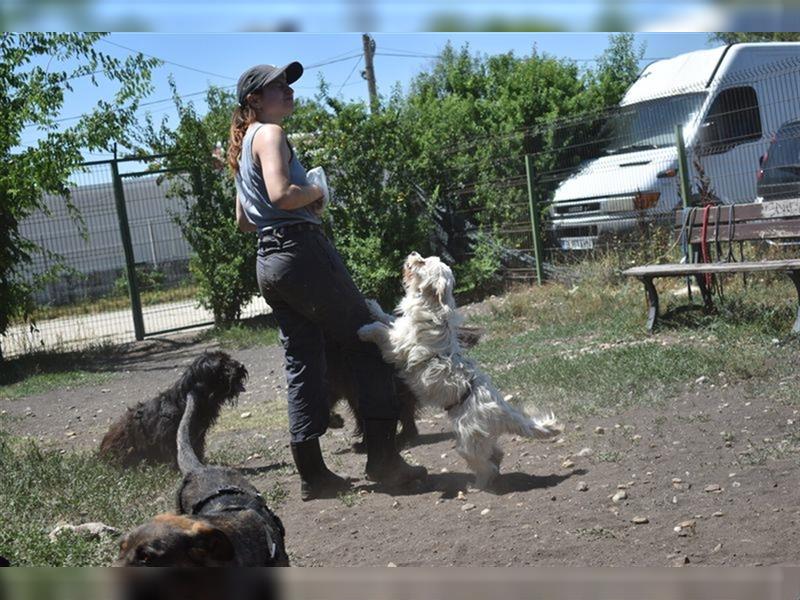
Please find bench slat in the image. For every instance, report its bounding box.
[623,259,800,278]
[673,198,800,226]
[686,219,800,243]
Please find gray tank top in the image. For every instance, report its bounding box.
[234,123,321,233]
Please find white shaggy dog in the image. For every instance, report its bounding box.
[358,252,563,489]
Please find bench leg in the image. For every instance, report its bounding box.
[789,270,800,334]
[640,276,659,334]
[694,274,715,314]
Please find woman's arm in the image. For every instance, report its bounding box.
[253,124,322,211]
[235,195,258,232]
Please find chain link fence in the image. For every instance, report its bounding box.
[2,155,268,358]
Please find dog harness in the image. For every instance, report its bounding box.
[189,485,279,562]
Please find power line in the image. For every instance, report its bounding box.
[306,52,363,69]
[337,55,363,96]
[101,38,237,81]
[376,51,440,59]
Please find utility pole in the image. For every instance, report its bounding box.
[362,33,378,113]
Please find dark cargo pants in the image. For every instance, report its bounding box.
[256,227,398,443]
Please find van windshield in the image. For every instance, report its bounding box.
[602,92,708,156]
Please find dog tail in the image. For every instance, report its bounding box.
[507,404,563,440]
[177,392,204,475]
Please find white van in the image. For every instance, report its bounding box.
[549,42,800,250]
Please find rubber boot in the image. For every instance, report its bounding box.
[364,419,427,486]
[290,438,350,501]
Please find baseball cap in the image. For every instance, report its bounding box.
[236,62,303,107]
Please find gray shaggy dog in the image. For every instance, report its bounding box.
[99,351,248,468]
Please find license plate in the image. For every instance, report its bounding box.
[561,237,594,250]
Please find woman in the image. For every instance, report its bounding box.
[228,62,427,500]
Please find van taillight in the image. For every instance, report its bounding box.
[758,134,777,182]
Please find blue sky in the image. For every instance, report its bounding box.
[8,1,719,33]
[19,32,716,160]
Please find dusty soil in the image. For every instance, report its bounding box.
[1,326,799,567]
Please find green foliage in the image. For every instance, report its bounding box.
[587,33,645,109]
[453,230,504,296]
[112,265,165,297]
[289,98,437,306]
[710,32,800,44]
[139,84,258,326]
[0,33,159,360]
[135,36,643,309]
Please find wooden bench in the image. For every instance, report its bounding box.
[622,199,800,334]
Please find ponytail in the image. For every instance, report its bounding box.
[227,104,258,175]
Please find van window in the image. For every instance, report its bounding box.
[601,92,707,156]
[702,86,762,148]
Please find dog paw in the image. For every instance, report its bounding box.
[364,299,393,324]
[357,322,381,342]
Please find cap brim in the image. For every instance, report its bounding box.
[282,61,303,84]
[264,61,303,87]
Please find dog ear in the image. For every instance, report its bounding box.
[187,523,235,564]
[434,274,448,306]
[430,266,455,309]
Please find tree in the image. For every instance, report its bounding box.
[710,32,800,44]
[589,33,645,109]
[138,84,258,326]
[0,33,159,362]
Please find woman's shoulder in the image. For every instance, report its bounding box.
[252,122,287,149]
[252,122,285,138]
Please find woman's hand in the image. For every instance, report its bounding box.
[308,184,325,215]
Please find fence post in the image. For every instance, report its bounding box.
[525,154,545,286]
[675,124,692,209]
[110,158,145,341]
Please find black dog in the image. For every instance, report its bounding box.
[99,351,248,468]
[114,390,288,566]
[325,325,484,452]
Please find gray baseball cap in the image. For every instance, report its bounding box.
[236,62,303,107]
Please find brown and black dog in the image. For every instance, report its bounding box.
[99,351,248,468]
[114,390,288,566]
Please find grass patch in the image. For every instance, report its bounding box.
[0,371,113,401]
[199,314,280,350]
[0,433,176,566]
[264,481,290,508]
[215,401,288,433]
[336,490,361,508]
[23,284,200,323]
[0,342,123,400]
[465,269,795,420]
[595,450,622,463]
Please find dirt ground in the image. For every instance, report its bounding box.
[2,323,799,567]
